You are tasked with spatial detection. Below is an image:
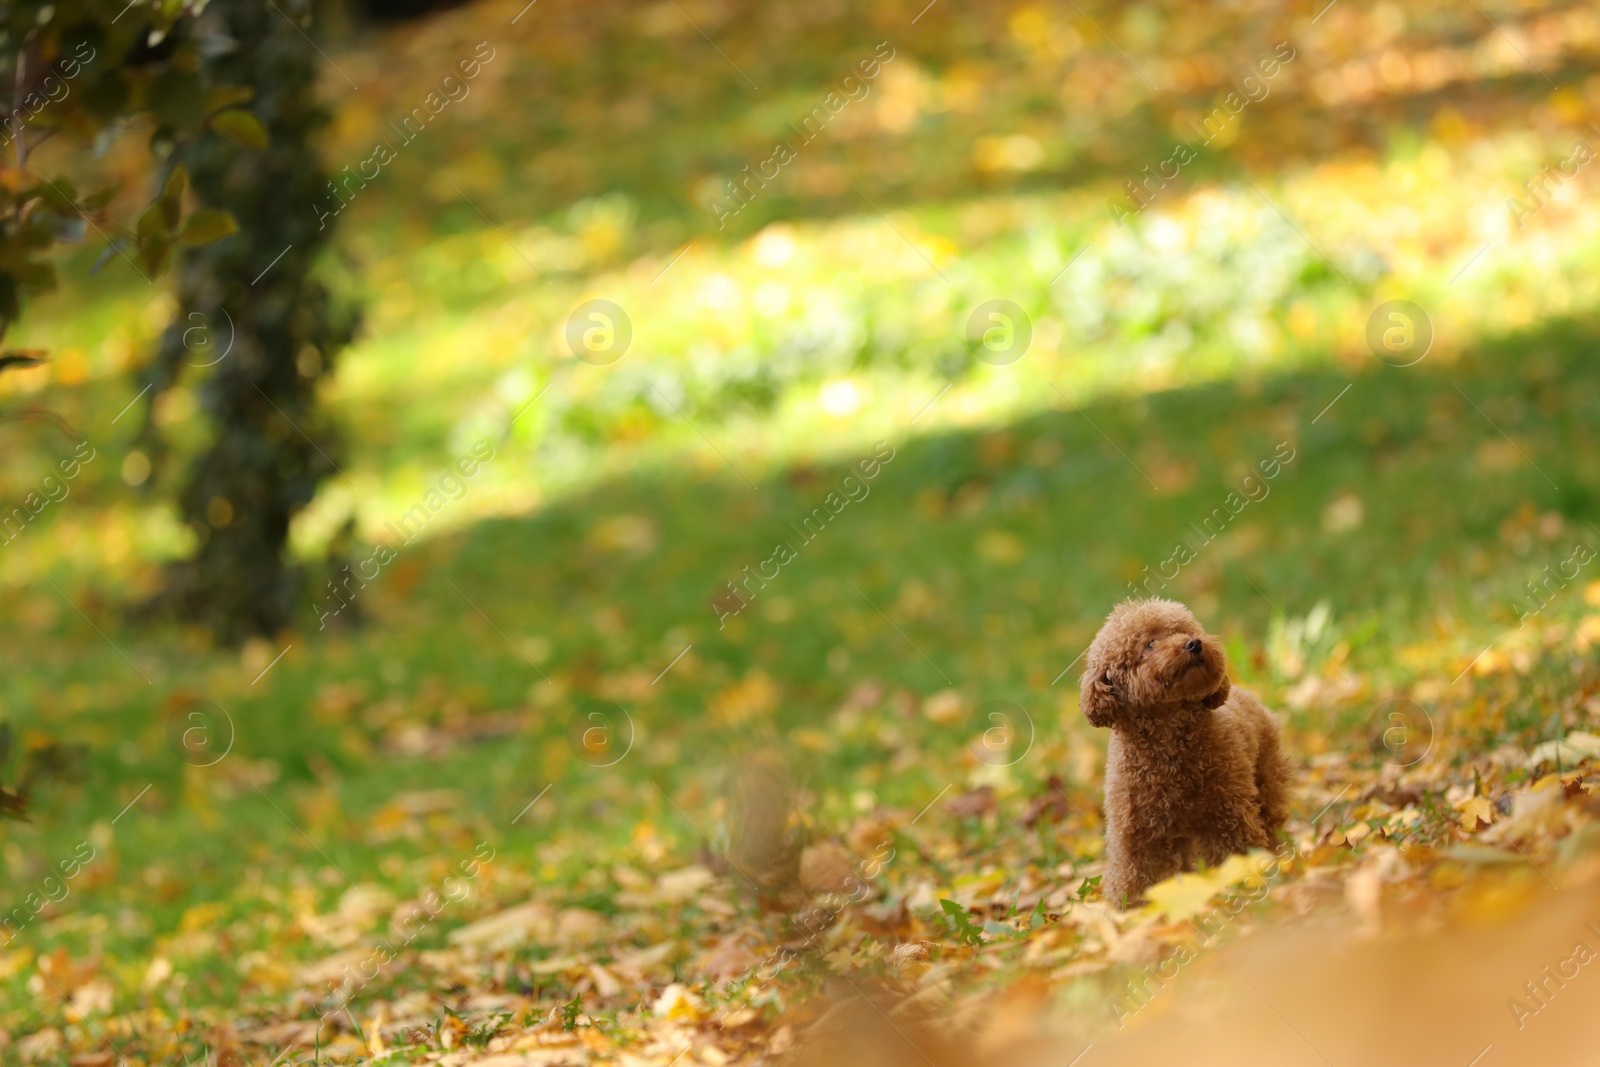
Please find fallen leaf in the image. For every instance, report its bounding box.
[923,690,965,724]
[946,787,996,819]
[652,983,705,1021]
[446,901,555,950]
[588,963,622,997]
[1527,732,1600,768]
[1142,873,1222,923]
[654,865,716,903]
[1483,780,1568,843]
[1455,795,1494,830]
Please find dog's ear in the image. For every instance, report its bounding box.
[1081,666,1122,727]
[1201,674,1231,710]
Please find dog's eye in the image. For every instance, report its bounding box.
[1100,672,1112,686]
[1146,640,1155,650]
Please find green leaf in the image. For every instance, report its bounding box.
[205,84,256,115]
[20,742,89,792]
[20,211,60,248]
[0,274,18,327]
[177,208,238,247]
[81,183,123,212]
[148,69,207,130]
[35,177,78,213]
[139,234,173,277]
[210,109,269,150]
[939,898,984,946]
[80,70,131,122]
[1017,896,1048,937]
[0,785,27,821]
[137,201,169,241]
[159,163,187,230]
[0,352,46,373]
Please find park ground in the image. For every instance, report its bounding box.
[3,1,1600,1063]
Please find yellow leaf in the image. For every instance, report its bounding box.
[1142,872,1223,923]
[0,948,33,980]
[1388,807,1423,829]
[1455,795,1494,830]
[1211,852,1270,889]
[177,208,238,248]
[709,671,779,725]
[976,529,1024,564]
[1527,732,1600,768]
[588,963,622,997]
[952,868,1010,898]
[1574,615,1600,651]
[824,946,859,971]
[652,983,706,1021]
[210,108,269,150]
[791,728,832,751]
[1484,779,1567,843]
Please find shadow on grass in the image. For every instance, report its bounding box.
[4,309,1599,979]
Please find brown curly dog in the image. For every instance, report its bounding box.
[1080,598,1291,907]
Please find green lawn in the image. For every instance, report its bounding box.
[5,306,1599,1055]
[4,0,1600,1061]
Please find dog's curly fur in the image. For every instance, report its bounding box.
[1080,598,1291,907]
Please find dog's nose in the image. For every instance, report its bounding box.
[1185,638,1203,654]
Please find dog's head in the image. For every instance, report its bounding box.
[1079,598,1230,727]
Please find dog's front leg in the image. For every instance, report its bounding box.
[1111,838,1185,906]
[1198,801,1269,865]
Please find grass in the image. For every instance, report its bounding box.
[5,308,1600,1045]
[4,0,1600,1060]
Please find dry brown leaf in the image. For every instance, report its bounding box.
[447,901,556,950]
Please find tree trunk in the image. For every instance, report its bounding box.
[142,1,356,644]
